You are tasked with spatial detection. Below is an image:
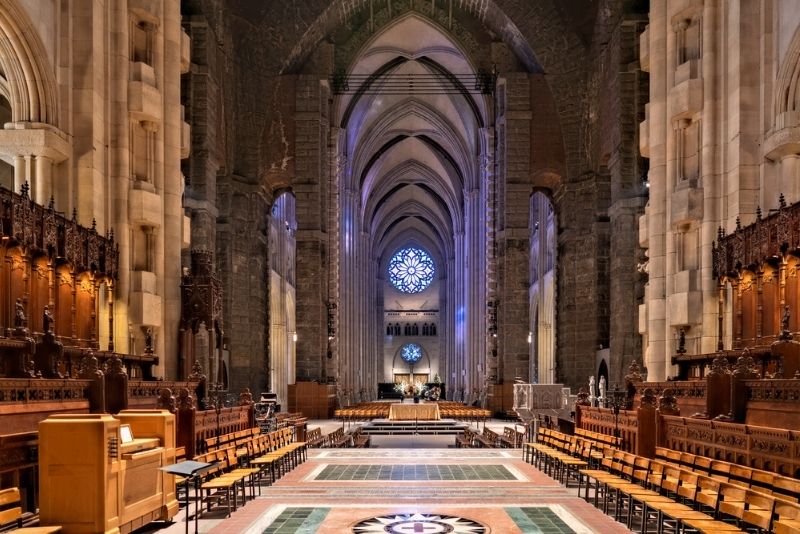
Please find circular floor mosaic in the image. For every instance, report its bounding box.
[352,512,486,533]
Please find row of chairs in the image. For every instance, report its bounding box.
[190,427,306,518]
[527,426,800,533]
[525,428,613,486]
[333,402,492,422]
[654,447,800,503]
[203,427,261,454]
[580,448,800,533]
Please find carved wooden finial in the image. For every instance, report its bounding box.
[91,218,97,232]
[780,193,787,209]
[756,206,762,220]
[718,226,725,240]
[20,181,29,198]
[735,216,741,231]
[48,195,55,210]
[71,207,78,221]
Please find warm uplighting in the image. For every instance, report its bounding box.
[527,332,532,344]
[292,332,298,342]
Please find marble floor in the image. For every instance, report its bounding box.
[147,441,631,534]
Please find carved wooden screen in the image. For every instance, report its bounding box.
[762,265,778,340]
[55,266,72,339]
[788,257,800,333]
[75,273,94,344]
[740,272,757,345]
[29,257,49,334]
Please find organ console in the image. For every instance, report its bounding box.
[38,410,179,533]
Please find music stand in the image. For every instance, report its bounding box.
[160,460,215,534]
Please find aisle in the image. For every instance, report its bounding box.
[160,447,630,534]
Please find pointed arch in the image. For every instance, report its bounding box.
[0,0,58,126]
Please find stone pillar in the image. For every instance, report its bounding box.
[643,0,669,381]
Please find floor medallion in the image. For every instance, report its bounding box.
[352,512,486,533]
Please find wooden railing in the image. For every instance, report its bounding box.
[0,379,92,434]
[176,404,254,458]
[127,380,199,409]
[660,415,800,477]
[577,406,639,453]
[634,381,707,415]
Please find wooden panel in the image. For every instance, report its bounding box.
[55,267,73,339]
[787,257,800,332]
[740,273,756,345]
[29,257,49,335]
[761,266,778,339]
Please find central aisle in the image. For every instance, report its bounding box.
[203,448,629,534]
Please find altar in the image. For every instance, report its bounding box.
[388,402,441,421]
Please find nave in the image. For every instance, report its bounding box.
[151,428,626,534]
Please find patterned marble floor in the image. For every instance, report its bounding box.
[146,447,631,534]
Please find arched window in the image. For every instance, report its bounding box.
[386,324,392,335]
[431,323,437,336]
[413,323,419,336]
[400,343,423,364]
[422,323,429,336]
[388,247,435,293]
[394,323,401,336]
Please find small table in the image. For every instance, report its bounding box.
[388,402,441,421]
[160,460,215,534]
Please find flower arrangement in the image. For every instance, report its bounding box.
[394,381,427,397]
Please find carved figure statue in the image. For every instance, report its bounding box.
[599,376,607,403]
[42,305,54,334]
[239,388,254,406]
[576,387,591,407]
[14,298,25,328]
[144,328,154,353]
[78,352,103,380]
[783,305,791,333]
[189,360,206,382]
[677,328,687,354]
[157,388,176,413]
[177,388,194,410]
[589,376,597,404]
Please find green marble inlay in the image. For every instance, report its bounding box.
[314,464,516,481]
[506,507,577,534]
[262,507,330,534]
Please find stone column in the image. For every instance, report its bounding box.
[644,0,669,381]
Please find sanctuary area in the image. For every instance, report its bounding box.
[1,0,800,533]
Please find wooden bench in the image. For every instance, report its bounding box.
[473,427,499,448]
[455,428,477,448]
[497,427,524,448]
[326,428,349,448]
[0,488,61,533]
[306,427,324,448]
[350,427,370,448]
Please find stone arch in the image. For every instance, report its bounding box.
[775,24,800,121]
[0,0,58,126]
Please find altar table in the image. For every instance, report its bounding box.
[388,402,441,420]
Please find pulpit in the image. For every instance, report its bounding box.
[38,410,179,533]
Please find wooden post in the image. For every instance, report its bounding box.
[107,282,114,352]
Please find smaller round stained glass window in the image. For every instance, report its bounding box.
[401,343,423,364]
[388,247,435,293]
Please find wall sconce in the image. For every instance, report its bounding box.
[292,332,298,343]
[527,332,532,344]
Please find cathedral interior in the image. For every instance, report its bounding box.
[3,0,800,533]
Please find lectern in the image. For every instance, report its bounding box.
[38,410,179,534]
